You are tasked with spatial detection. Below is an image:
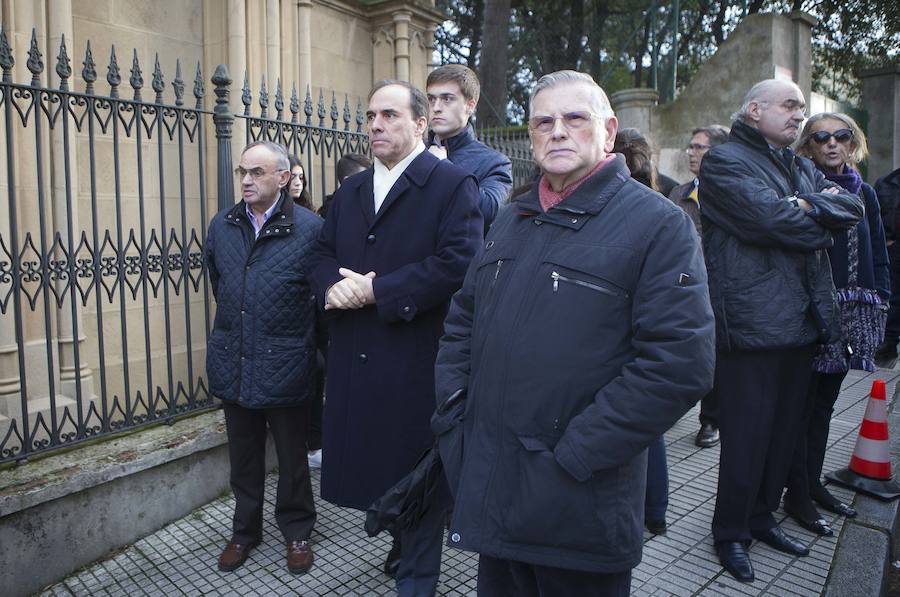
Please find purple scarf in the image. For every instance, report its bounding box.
[821,164,863,195]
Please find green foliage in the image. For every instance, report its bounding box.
[435,0,899,122]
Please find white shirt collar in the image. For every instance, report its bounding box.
[372,141,426,214]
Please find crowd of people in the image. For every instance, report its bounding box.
[203,62,900,596]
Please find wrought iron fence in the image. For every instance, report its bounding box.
[477,126,535,189]
[0,29,370,464]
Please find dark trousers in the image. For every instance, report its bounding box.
[476,555,631,597]
[698,385,719,427]
[645,435,669,521]
[885,242,900,341]
[785,371,847,505]
[395,474,451,597]
[712,345,814,542]
[307,355,325,451]
[223,402,316,544]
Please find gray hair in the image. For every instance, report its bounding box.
[528,70,614,120]
[691,124,730,147]
[368,79,429,121]
[731,79,795,122]
[797,112,869,165]
[241,140,290,170]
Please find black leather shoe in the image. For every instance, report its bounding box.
[784,502,834,537]
[645,518,667,535]
[384,537,401,577]
[751,526,810,556]
[716,541,754,582]
[695,423,720,448]
[815,497,857,518]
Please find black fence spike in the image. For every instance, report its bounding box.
[0,27,14,80]
[27,28,44,85]
[130,49,143,101]
[304,84,313,125]
[173,59,185,107]
[107,45,121,97]
[81,40,96,93]
[259,77,269,119]
[193,62,204,108]
[274,78,284,120]
[356,97,364,132]
[151,53,164,103]
[342,94,351,130]
[330,91,338,127]
[55,34,72,91]
[317,88,325,126]
[241,71,251,116]
[290,83,299,124]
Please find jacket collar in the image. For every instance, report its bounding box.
[224,191,294,238]
[344,151,442,228]
[729,119,796,158]
[428,124,476,153]
[513,154,631,228]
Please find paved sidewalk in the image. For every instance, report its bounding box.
[39,369,898,596]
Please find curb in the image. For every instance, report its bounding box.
[824,371,900,597]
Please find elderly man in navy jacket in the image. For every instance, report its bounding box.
[426,64,512,232]
[206,141,322,575]
[310,80,482,597]
[435,70,715,596]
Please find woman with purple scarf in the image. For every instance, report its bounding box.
[783,112,890,535]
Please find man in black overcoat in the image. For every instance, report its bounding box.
[310,80,482,597]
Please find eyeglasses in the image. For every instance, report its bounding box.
[528,111,599,134]
[810,128,854,145]
[235,166,285,179]
[685,143,711,154]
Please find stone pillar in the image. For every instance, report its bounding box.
[610,88,659,135]
[265,0,280,92]
[297,0,312,89]
[788,11,816,103]
[393,11,411,82]
[860,66,900,184]
[225,0,246,150]
[46,0,94,404]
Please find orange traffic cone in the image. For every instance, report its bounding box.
[826,379,900,500]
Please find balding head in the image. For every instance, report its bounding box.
[733,79,806,148]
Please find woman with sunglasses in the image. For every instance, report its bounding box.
[783,113,890,535]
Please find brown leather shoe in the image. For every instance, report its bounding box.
[218,540,259,572]
[287,539,314,574]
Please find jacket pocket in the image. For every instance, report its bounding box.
[258,337,313,401]
[206,329,239,399]
[501,435,614,552]
[550,270,624,298]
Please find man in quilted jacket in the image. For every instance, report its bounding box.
[205,141,323,575]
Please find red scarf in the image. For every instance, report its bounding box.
[538,156,615,212]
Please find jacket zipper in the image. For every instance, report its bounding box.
[551,270,622,297]
[491,260,503,289]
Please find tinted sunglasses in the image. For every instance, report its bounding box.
[810,128,853,144]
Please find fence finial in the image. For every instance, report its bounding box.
[56,34,72,91]
[82,40,96,94]
[304,84,313,125]
[330,91,339,128]
[241,71,251,116]
[173,59,185,107]
[193,62,204,109]
[290,83,299,124]
[343,94,351,131]
[259,77,269,119]
[317,89,325,126]
[27,28,44,85]
[275,78,284,120]
[130,49,143,100]
[107,46,121,97]
[356,97,364,132]
[151,53,164,104]
[0,27,14,81]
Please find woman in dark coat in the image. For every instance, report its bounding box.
[783,112,890,534]
[613,128,670,535]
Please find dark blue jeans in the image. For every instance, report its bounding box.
[645,435,669,521]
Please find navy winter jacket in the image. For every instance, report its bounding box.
[205,194,323,408]
[429,125,512,231]
[435,155,715,573]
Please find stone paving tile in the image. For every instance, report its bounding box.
[37,368,899,596]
